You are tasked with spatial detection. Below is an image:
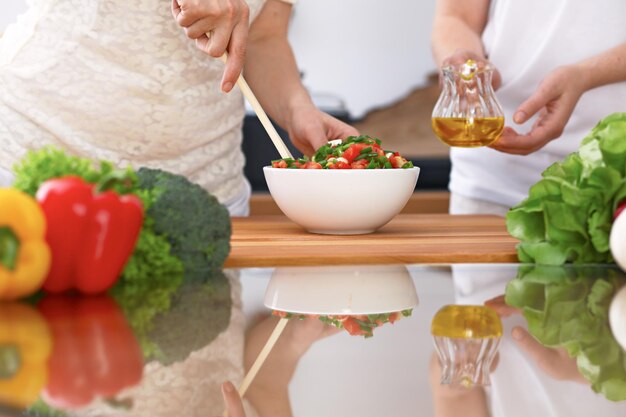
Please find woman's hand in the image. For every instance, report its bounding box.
[441,49,502,90]
[286,106,359,156]
[489,65,587,155]
[171,0,250,92]
[485,295,588,384]
[218,381,246,417]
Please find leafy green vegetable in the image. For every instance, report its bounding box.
[109,204,185,357]
[136,167,232,280]
[505,265,626,401]
[26,399,68,417]
[145,270,231,365]
[506,113,626,264]
[11,148,191,355]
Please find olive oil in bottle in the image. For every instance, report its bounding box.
[432,117,504,148]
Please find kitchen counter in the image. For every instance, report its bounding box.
[226,214,519,267]
[6,264,626,417]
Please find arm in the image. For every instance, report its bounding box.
[491,42,626,155]
[244,316,340,417]
[244,0,358,156]
[431,0,491,67]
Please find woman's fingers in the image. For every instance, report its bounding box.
[221,381,246,417]
[221,19,249,92]
[484,294,522,317]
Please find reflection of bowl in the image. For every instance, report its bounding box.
[263,265,419,315]
[263,167,420,235]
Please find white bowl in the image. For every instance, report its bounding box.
[263,166,420,234]
[263,265,419,315]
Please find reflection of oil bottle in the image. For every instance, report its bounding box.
[432,59,504,147]
[431,305,502,387]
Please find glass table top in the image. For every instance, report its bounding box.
[3,264,626,417]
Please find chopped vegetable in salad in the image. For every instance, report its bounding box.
[271,136,414,170]
[272,309,413,338]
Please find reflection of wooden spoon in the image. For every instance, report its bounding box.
[223,317,288,417]
[219,52,293,159]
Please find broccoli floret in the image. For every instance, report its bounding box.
[136,167,232,280]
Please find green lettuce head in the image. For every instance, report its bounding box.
[506,113,626,264]
[505,265,626,401]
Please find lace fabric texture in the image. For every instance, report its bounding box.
[0,0,265,205]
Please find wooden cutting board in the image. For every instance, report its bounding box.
[225,214,519,267]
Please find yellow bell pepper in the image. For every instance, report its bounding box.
[0,188,51,300]
[0,302,52,409]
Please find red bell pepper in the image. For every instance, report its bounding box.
[36,175,143,294]
[38,295,144,409]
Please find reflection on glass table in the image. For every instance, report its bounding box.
[1,264,626,417]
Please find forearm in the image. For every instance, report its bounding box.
[432,387,491,417]
[431,0,490,67]
[246,386,293,417]
[244,31,313,131]
[576,42,626,91]
[432,15,486,67]
[244,317,299,417]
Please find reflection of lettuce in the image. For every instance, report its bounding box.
[505,265,626,401]
[144,271,232,365]
[506,113,626,264]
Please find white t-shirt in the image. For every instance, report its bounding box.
[449,0,626,208]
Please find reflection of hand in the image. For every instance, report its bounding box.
[429,352,491,417]
[217,382,246,417]
[489,65,586,155]
[441,49,502,90]
[244,316,340,417]
[171,0,250,92]
[287,106,359,156]
[485,295,588,384]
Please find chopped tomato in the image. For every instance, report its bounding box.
[272,160,289,168]
[342,143,378,163]
[342,317,366,336]
[272,310,288,318]
[303,162,322,169]
[351,160,368,169]
[390,156,408,168]
[328,161,351,169]
[388,312,401,324]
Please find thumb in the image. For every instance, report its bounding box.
[221,381,245,417]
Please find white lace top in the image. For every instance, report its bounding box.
[0,0,265,212]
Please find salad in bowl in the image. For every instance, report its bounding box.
[264,136,420,234]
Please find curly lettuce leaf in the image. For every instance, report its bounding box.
[505,265,626,401]
[507,113,626,264]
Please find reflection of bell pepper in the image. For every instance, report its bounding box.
[0,188,51,299]
[39,295,144,409]
[0,302,52,409]
[36,176,143,294]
